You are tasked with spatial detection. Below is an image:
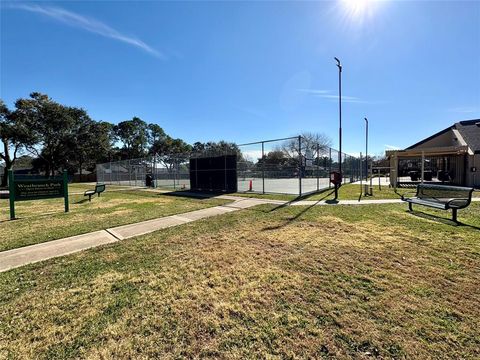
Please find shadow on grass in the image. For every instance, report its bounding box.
[0,209,63,223]
[160,190,228,200]
[73,198,90,204]
[407,210,480,231]
[261,189,338,230]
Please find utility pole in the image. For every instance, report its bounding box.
[334,57,342,178]
[364,117,368,182]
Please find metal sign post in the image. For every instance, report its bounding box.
[8,170,15,220]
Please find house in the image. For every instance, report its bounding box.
[386,119,479,188]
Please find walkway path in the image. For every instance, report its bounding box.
[1,195,478,273]
[0,198,277,273]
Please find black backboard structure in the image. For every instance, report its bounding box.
[190,155,237,192]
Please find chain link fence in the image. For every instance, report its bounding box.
[97,135,361,196]
[237,136,361,195]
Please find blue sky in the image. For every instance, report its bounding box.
[1,0,479,156]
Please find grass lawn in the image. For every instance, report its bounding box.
[1,201,479,358]
[0,186,230,252]
[305,183,407,201]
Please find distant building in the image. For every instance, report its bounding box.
[387,119,480,188]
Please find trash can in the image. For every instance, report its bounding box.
[145,175,153,187]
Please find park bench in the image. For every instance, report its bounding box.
[401,184,474,222]
[84,183,106,202]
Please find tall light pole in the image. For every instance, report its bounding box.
[364,117,368,181]
[334,57,342,178]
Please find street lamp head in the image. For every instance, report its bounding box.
[364,117,368,123]
[334,57,342,71]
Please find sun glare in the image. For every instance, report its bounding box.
[342,0,371,16]
[340,0,380,25]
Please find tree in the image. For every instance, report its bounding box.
[191,140,241,158]
[70,119,115,179]
[114,117,149,159]
[24,95,93,176]
[148,123,166,153]
[0,99,37,186]
[191,141,205,154]
[256,150,292,170]
[148,123,168,157]
[92,121,116,163]
[155,136,192,172]
[14,93,113,177]
[14,92,70,176]
[280,132,333,167]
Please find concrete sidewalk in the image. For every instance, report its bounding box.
[0,198,275,272]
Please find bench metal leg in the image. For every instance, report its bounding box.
[88,194,92,202]
[408,202,413,212]
[452,208,457,223]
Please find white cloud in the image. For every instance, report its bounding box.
[296,89,331,95]
[384,144,400,150]
[297,89,374,104]
[448,107,478,114]
[11,3,164,59]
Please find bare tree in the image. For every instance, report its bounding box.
[280,132,332,161]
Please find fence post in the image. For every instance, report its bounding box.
[316,143,320,191]
[329,148,332,189]
[262,141,265,194]
[173,161,177,190]
[128,160,131,186]
[298,136,302,196]
[369,158,373,189]
[63,170,69,213]
[8,170,15,220]
[421,151,425,184]
[360,152,363,196]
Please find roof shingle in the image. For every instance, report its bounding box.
[455,119,480,153]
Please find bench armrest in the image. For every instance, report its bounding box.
[400,190,417,201]
[446,198,471,209]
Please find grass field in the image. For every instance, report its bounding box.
[1,200,479,358]
[234,183,422,201]
[305,183,405,201]
[0,186,230,252]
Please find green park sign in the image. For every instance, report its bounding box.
[8,170,69,220]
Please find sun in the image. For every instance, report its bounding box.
[339,0,381,24]
[341,0,372,17]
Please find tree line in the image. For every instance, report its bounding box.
[1,92,346,188]
[0,93,238,186]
